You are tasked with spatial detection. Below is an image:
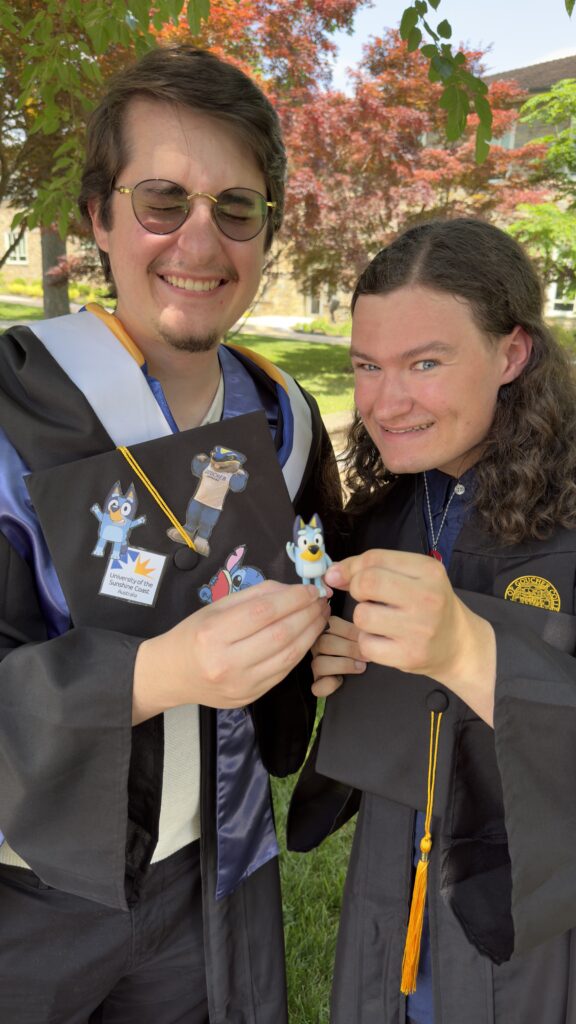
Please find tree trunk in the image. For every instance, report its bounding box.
[41,226,70,318]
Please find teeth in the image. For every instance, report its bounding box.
[163,276,221,292]
[385,424,431,433]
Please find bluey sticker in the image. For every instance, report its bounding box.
[91,481,146,561]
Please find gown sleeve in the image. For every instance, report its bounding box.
[445,588,576,961]
[492,615,576,954]
[0,529,140,909]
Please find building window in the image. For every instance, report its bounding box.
[494,126,517,150]
[553,288,576,314]
[547,278,576,316]
[4,230,28,265]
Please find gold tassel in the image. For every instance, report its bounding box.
[118,445,196,550]
[400,711,443,996]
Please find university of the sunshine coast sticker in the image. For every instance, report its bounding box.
[91,481,166,606]
[504,574,561,612]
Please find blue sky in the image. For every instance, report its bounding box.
[330,0,576,88]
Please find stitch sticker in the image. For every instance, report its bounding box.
[99,547,167,607]
[91,481,146,562]
[198,545,266,604]
[286,513,332,597]
[167,446,248,558]
[504,574,561,611]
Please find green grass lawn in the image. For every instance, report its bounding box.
[231,332,354,416]
[272,769,355,1023]
[0,301,44,321]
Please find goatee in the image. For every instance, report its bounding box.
[163,330,221,353]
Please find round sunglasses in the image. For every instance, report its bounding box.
[113,179,276,242]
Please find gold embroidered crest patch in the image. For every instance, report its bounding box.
[504,575,561,611]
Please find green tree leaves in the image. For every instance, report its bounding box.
[511,77,576,289]
[399,0,493,162]
[188,0,211,35]
[0,0,211,238]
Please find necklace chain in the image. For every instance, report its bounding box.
[423,472,464,561]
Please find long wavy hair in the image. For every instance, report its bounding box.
[345,218,576,544]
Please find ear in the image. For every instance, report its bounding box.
[87,196,110,253]
[499,326,533,385]
[226,545,245,571]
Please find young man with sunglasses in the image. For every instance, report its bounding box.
[0,46,339,1023]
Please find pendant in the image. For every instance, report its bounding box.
[428,548,443,562]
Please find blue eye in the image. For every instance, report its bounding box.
[353,361,379,372]
[414,359,438,371]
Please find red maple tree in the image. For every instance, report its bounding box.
[156,13,549,294]
[281,32,549,292]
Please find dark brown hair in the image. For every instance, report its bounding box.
[346,218,576,544]
[79,46,286,280]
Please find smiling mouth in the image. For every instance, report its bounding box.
[383,423,434,434]
[161,275,224,292]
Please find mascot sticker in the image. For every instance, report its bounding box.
[167,446,248,558]
[91,480,167,606]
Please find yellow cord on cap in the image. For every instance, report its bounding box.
[117,445,196,550]
[400,710,443,996]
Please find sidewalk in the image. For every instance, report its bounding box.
[0,296,349,344]
[233,313,350,345]
[0,293,81,329]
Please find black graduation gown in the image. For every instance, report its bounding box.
[0,322,340,1024]
[289,475,576,1024]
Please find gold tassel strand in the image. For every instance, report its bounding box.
[118,445,196,550]
[400,709,443,995]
